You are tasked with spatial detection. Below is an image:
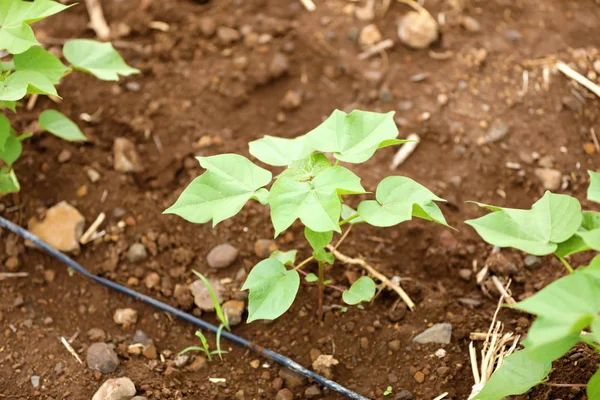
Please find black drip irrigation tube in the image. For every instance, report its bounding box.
[0,216,369,400]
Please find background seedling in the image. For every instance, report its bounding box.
[467,171,600,399]
[0,0,138,195]
[166,109,451,322]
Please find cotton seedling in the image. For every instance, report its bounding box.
[0,0,138,195]
[166,109,451,322]
[467,171,600,399]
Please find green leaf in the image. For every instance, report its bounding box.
[305,273,318,283]
[0,71,58,101]
[268,166,365,236]
[342,276,376,305]
[341,204,365,224]
[590,171,600,203]
[357,176,449,228]
[164,154,272,226]
[588,367,600,399]
[0,167,20,195]
[465,192,582,256]
[269,250,297,267]
[192,270,230,331]
[0,101,17,112]
[63,39,139,81]
[38,110,87,141]
[313,248,335,264]
[0,114,10,151]
[241,258,300,322]
[555,212,600,257]
[0,0,73,54]
[249,135,314,167]
[513,257,600,362]
[0,135,22,166]
[305,227,333,252]
[14,46,69,84]
[305,109,398,163]
[472,350,551,400]
[279,153,331,181]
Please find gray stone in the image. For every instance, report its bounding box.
[395,389,414,400]
[87,343,120,373]
[412,323,452,345]
[275,389,294,400]
[279,367,307,388]
[30,375,40,388]
[92,377,136,400]
[113,308,138,327]
[524,255,542,269]
[483,120,510,144]
[132,330,151,346]
[207,244,238,269]
[174,354,189,368]
[269,53,289,79]
[189,279,226,311]
[127,243,148,263]
[304,385,321,399]
[534,168,561,191]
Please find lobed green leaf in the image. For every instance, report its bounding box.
[0,114,10,151]
[473,350,551,400]
[590,170,600,203]
[555,212,600,257]
[241,258,300,322]
[249,135,314,167]
[269,250,297,266]
[14,46,69,84]
[0,0,73,54]
[342,276,376,305]
[305,109,399,164]
[164,154,272,226]
[465,191,582,256]
[0,101,17,112]
[268,166,365,236]
[39,110,87,141]
[0,167,20,195]
[63,39,139,81]
[357,176,449,228]
[0,135,22,166]
[0,70,58,101]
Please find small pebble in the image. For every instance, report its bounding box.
[113,308,138,327]
[397,10,438,49]
[31,375,40,388]
[461,16,481,32]
[87,343,120,374]
[57,149,71,163]
[127,243,148,263]
[207,243,238,269]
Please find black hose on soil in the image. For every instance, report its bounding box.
[0,216,369,400]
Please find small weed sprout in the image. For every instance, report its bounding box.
[179,271,229,361]
[0,0,138,195]
[466,171,600,399]
[166,109,451,322]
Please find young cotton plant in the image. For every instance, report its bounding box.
[0,0,139,195]
[467,171,600,400]
[165,109,451,322]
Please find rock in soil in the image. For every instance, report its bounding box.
[395,389,414,400]
[87,343,120,373]
[269,52,289,79]
[482,120,510,144]
[88,328,107,342]
[189,278,226,310]
[534,168,561,190]
[254,239,277,258]
[199,17,216,37]
[358,24,382,49]
[280,90,302,110]
[27,201,85,253]
[127,243,148,263]
[92,377,136,400]
[174,354,189,368]
[4,256,20,271]
[524,255,542,269]
[312,354,339,379]
[186,355,207,372]
[279,367,307,388]
[144,272,160,289]
[304,385,322,399]
[397,10,438,49]
[113,308,138,328]
[412,323,452,344]
[113,137,144,173]
[207,243,238,268]
[174,284,194,310]
[217,26,241,45]
[275,389,294,400]
[486,252,517,277]
[222,300,245,326]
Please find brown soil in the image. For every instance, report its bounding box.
[1,0,600,399]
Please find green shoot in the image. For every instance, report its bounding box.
[192,270,230,331]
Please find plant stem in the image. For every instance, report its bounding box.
[293,256,314,271]
[558,256,574,274]
[543,382,587,388]
[333,224,353,251]
[339,213,359,226]
[317,260,325,320]
[297,269,345,293]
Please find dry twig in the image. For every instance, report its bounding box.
[80,212,106,245]
[390,133,420,169]
[299,0,316,12]
[326,246,416,310]
[0,272,29,280]
[358,39,394,60]
[84,0,111,40]
[557,61,600,99]
[60,336,83,364]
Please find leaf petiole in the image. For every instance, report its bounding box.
[557,256,574,274]
[339,213,360,226]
